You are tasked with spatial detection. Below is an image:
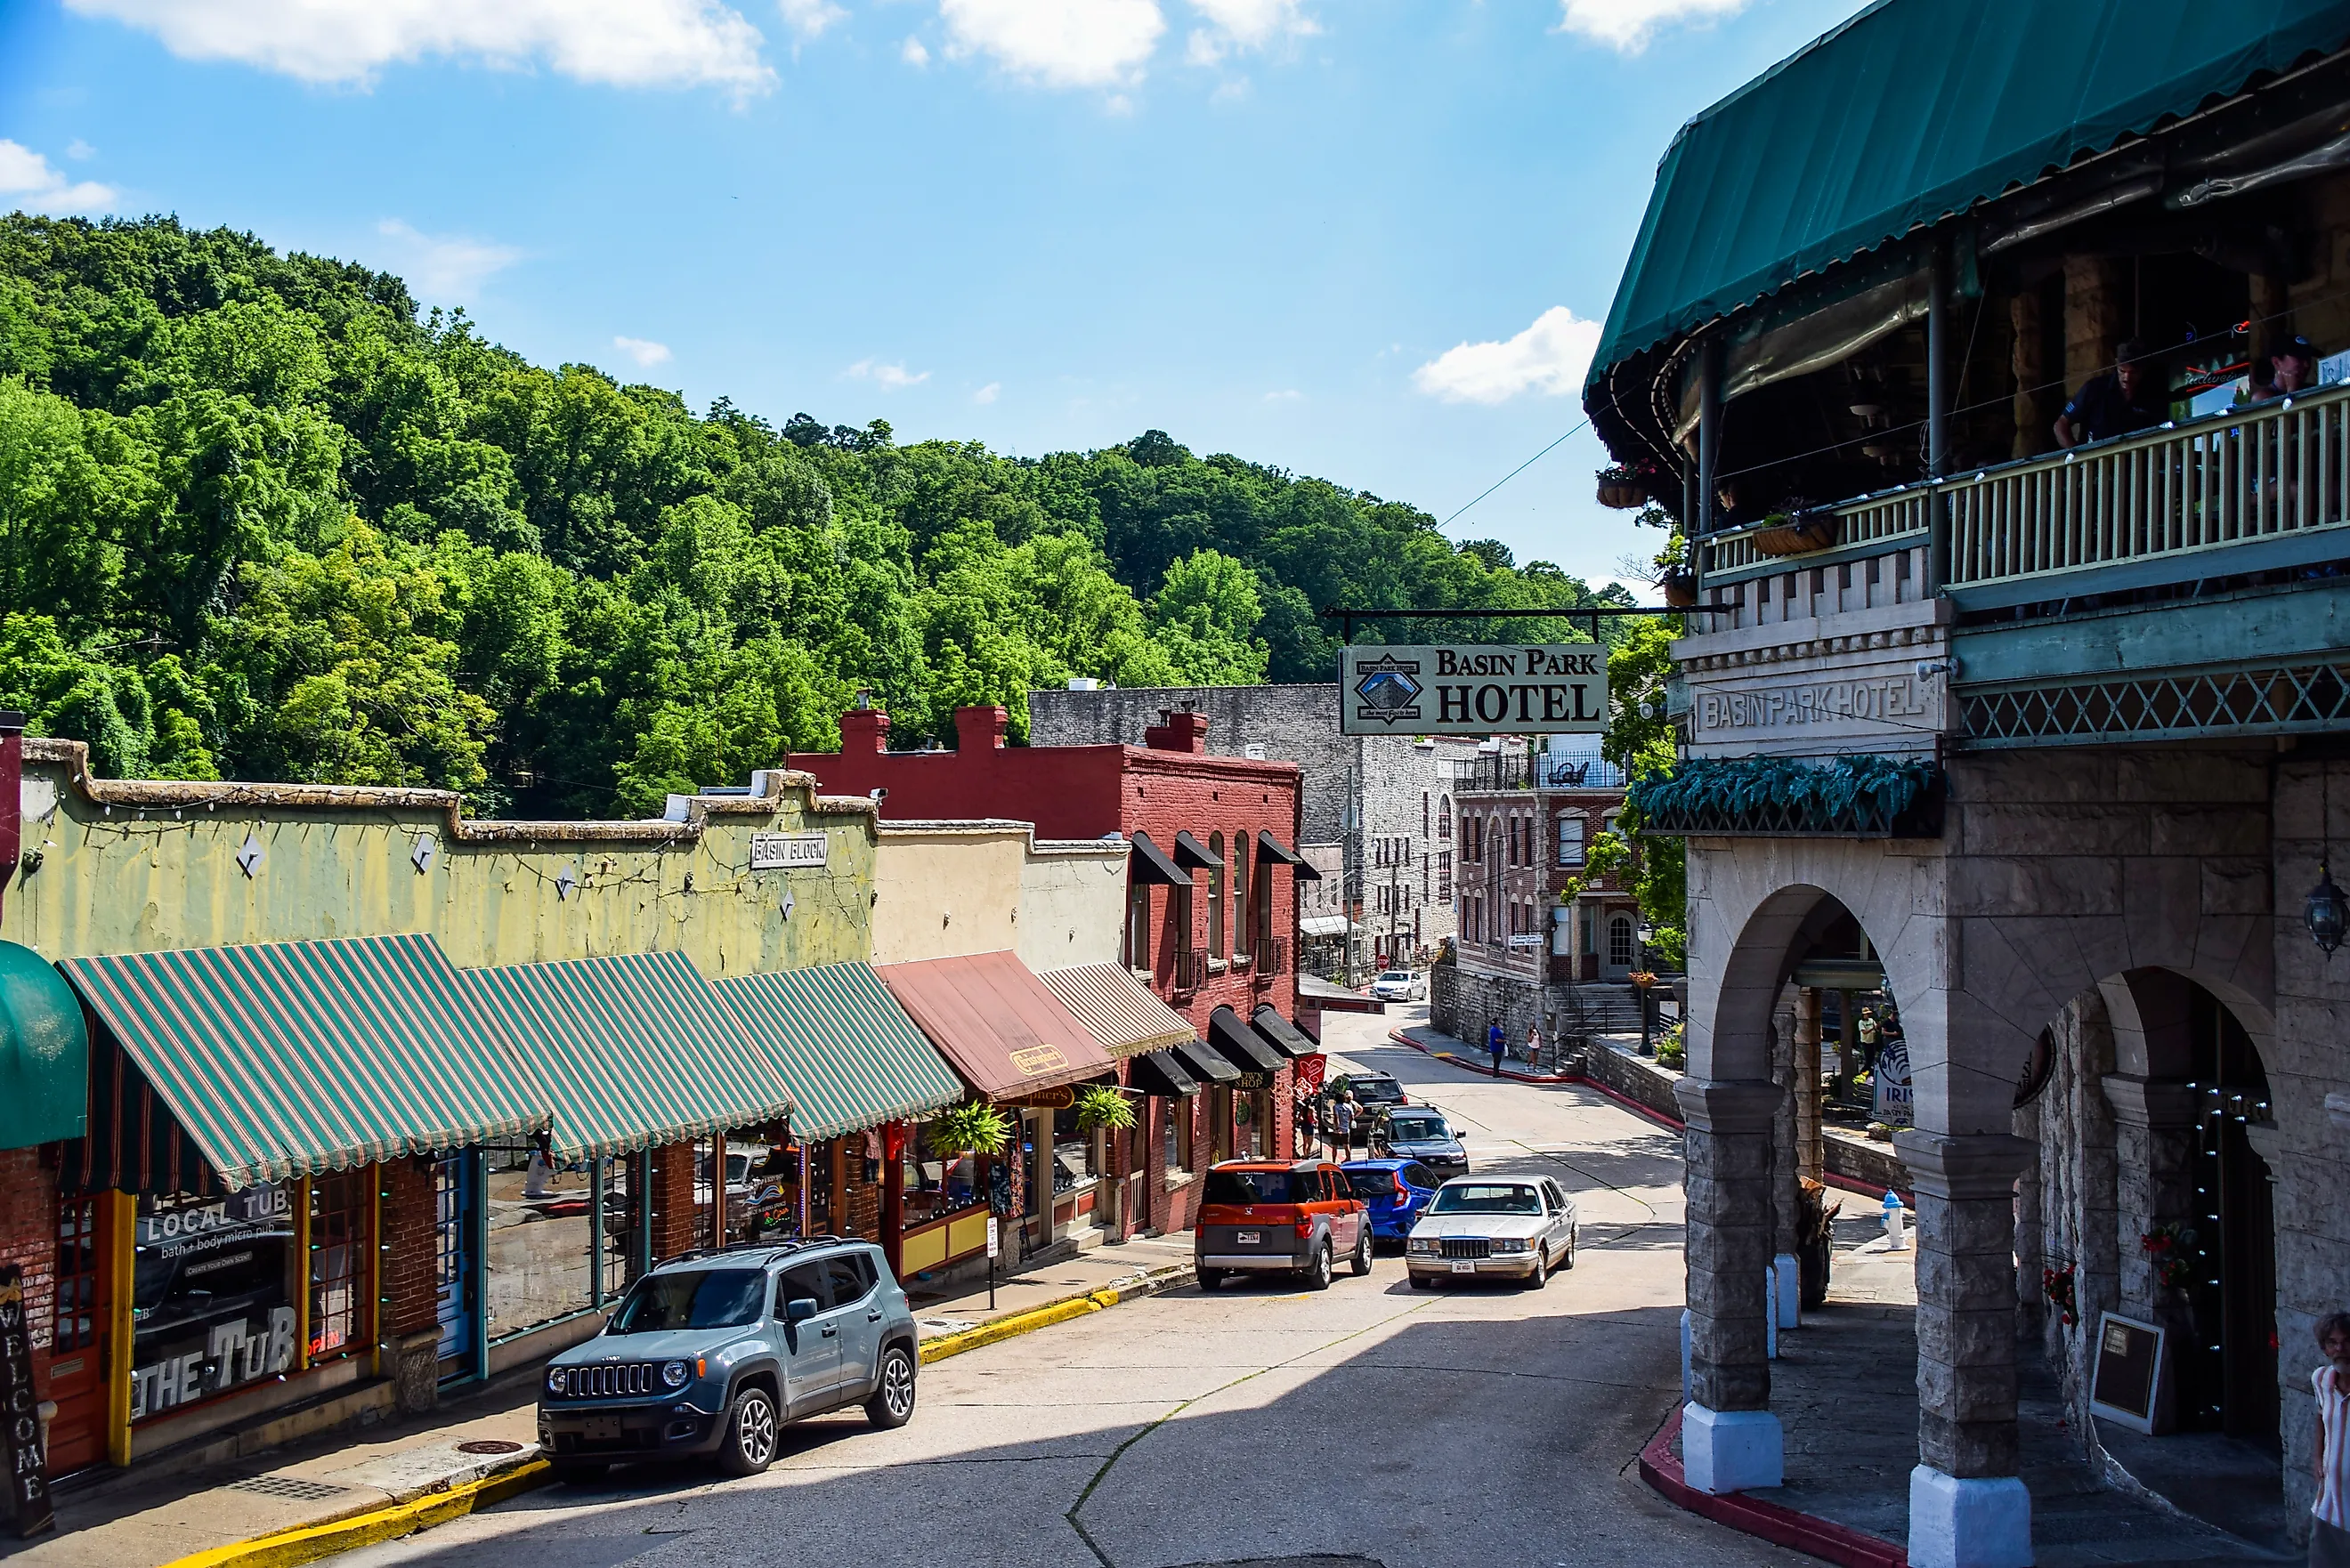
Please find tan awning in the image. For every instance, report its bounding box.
[878,951,1118,1100]
[1038,963,1197,1059]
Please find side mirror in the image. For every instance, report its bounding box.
[786,1297,819,1322]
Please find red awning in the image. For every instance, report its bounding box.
[877,951,1117,1101]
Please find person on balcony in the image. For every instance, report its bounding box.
[2054,340,2164,448]
[2249,335,2320,403]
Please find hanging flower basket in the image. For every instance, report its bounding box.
[2141,1223,2199,1289]
[1596,465,1649,510]
[1661,570,1698,608]
[2042,1263,2079,1328]
[1748,512,1838,557]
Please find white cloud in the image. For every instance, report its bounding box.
[1413,305,1600,405]
[901,35,930,65]
[1185,0,1312,63]
[65,139,96,160]
[64,0,775,93]
[1263,387,1301,402]
[938,0,1163,87]
[972,382,1000,404]
[778,0,845,40]
[0,141,117,214]
[847,359,930,391]
[375,219,523,303]
[1555,0,1749,53]
[613,335,673,368]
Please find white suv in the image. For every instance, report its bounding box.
[1370,970,1427,1002]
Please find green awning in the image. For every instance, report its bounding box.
[60,935,547,1191]
[1586,0,2350,390]
[0,941,85,1150]
[716,964,965,1141]
[463,950,792,1160]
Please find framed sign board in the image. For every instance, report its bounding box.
[2088,1311,2167,1435]
[1340,645,1608,736]
[0,1266,52,1537]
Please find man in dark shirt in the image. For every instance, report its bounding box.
[2054,339,2163,448]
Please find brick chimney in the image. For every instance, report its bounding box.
[953,706,1008,752]
[839,703,891,755]
[0,711,21,928]
[1145,708,1209,754]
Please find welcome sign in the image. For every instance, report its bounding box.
[1340,644,1609,736]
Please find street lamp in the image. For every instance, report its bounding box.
[2309,861,2346,958]
[1635,922,1657,1055]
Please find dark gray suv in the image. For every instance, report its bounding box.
[537,1238,920,1481]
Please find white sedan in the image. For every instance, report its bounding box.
[1405,1176,1577,1289]
[1369,970,1428,1002]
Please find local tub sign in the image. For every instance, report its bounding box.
[1340,645,1609,736]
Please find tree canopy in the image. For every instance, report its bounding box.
[0,214,1628,816]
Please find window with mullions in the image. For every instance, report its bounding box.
[1557,814,1585,868]
[307,1170,373,1362]
[483,1132,597,1342]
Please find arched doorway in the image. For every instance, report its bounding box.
[2180,985,2279,1445]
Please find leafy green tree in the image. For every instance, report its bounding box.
[1148,549,1268,684]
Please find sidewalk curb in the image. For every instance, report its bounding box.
[158,1455,554,1568]
[917,1262,1195,1364]
[1637,1407,1908,1568]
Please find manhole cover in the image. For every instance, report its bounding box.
[456,1439,526,1456]
[231,1475,352,1501]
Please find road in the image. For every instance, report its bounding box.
[344,1006,1777,1568]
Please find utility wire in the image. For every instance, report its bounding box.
[1439,418,1592,529]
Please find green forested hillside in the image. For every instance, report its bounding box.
[0,215,1624,816]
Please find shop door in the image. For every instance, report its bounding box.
[434,1156,477,1378]
[44,1194,107,1475]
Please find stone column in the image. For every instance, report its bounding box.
[1770,1001,1803,1330]
[1895,1130,2035,1568]
[1675,1077,1783,1492]
[1795,990,1824,1185]
[2104,1073,2199,1430]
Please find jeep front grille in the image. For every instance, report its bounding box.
[551,1362,656,1400]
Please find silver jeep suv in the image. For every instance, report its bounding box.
[537,1237,920,1481]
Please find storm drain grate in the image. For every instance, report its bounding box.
[230,1475,352,1502]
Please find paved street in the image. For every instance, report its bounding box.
[341,1008,1776,1568]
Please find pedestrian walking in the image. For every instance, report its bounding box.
[1330,1094,1357,1157]
[1487,1021,1505,1077]
[2312,1310,2350,1568]
[1524,1022,1544,1070]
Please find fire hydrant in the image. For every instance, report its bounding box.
[1882,1190,1908,1251]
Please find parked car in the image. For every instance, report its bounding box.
[1371,1107,1468,1177]
[1369,969,1428,1002]
[1341,1159,1443,1247]
[538,1238,920,1483]
[1406,1176,1577,1289]
[1195,1160,1371,1290]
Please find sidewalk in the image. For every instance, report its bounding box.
[4,1233,1197,1568]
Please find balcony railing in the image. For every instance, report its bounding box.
[1453,754,1627,793]
[1252,938,1286,979]
[1172,946,1206,995]
[1697,380,2350,616]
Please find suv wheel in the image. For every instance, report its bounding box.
[717,1383,781,1477]
[1302,1239,1333,1291]
[1349,1227,1373,1277]
[1197,1267,1225,1291]
[865,1344,917,1429]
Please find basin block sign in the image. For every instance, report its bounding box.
[0,1266,52,1538]
[1340,645,1609,737]
[1872,1038,1914,1126]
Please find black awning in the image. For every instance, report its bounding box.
[1129,831,1190,886]
[1206,1006,1284,1074]
[1171,1037,1241,1085]
[1127,1050,1200,1098]
[1256,830,1317,877]
[1172,830,1220,870]
[1250,1004,1317,1059]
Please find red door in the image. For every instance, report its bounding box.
[45,1194,109,1475]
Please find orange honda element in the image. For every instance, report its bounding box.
[1195,1160,1371,1291]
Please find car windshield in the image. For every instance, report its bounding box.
[1385,1114,1446,1142]
[609,1270,766,1333]
[1377,972,1411,982]
[1429,1184,1541,1216]
[1203,1169,1316,1205]
[1344,1168,1399,1200]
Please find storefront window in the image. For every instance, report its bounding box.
[130,1185,296,1425]
[1049,1106,1097,1196]
[903,1119,984,1229]
[307,1171,373,1363]
[598,1158,634,1297]
[483,1132,594,1343]
[725,1131,799,1244]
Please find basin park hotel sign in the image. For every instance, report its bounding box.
[1341,644,1609,736]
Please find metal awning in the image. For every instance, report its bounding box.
[1249,1004,1317,1060]
[717,963,966,1141]
[1254,831,1317,878]
[1172,831,1220,869]
[1128,832,1190,886]
[1297,915,1355,938]
[60,935,548,1192]
[1037,963,1197,1059]
[464,950,793,1160]
[878,951,1118,1100]
[1126,1050,1200,1098]
[1205,1005,1284,1075]
[1171,1037,1241,1085]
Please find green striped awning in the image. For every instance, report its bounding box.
[463,950,794,1160]
[59,935,549,1192]
[716,964,965,1142]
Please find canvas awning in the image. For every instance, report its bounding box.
[60,934,547,1192]
[463,950,793,1160]
[1126,1050,1201,1098]
[1128,832,1190,886]
[1298,915,1355,938]
[1586,0,2350,395]
[1171,1037,1242,1085]
[1255,831,1316,877]
[1205,1005,1284,1075]
[717,963,966,1141]
[1037,963,1197,1059]
[1249,1004,1317,1061]
[1172,831,1220,870]
[0,941,85,1151]
[878,951,1117,1100]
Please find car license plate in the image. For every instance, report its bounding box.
[1450,1260,1476,1274]
[1236,1230,1260,1245]
[581,1416,623,1442]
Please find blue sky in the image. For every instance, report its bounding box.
[0,0,1862,594]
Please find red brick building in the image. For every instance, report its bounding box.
[791,704,1313,1238]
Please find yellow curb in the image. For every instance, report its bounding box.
[916,1268,1188,1365]
[158,1458,553,1568]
